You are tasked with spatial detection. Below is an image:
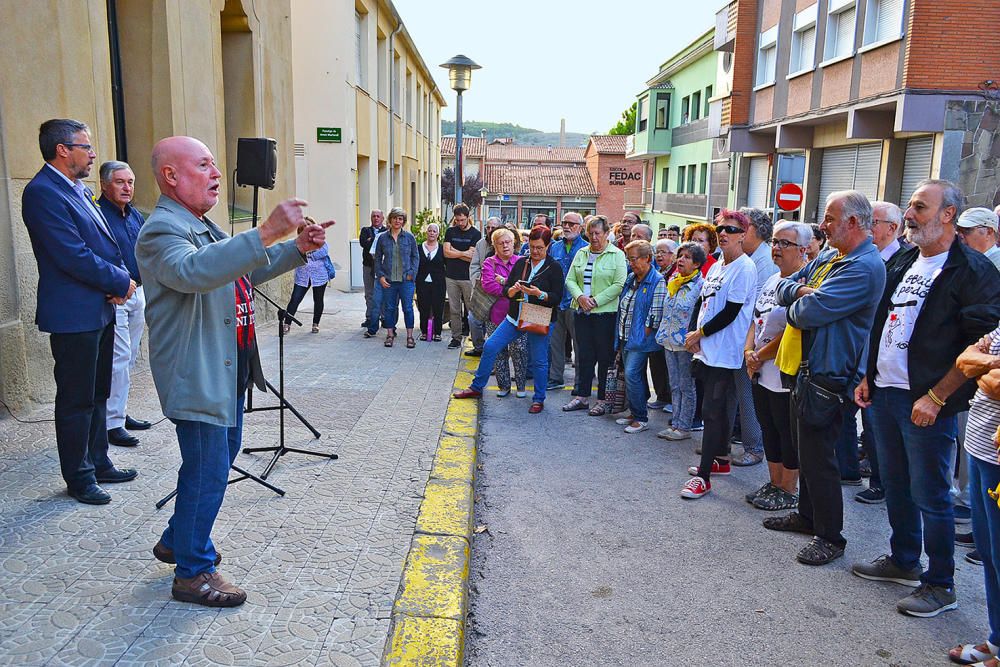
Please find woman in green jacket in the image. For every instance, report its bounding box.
[562,215,628,416]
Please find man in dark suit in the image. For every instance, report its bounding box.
[21,118,139,505]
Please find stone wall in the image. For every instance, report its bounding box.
[942,100,1000,209]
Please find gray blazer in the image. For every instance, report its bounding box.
[136,195,304,427]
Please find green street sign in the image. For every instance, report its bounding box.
[317,127,342,143]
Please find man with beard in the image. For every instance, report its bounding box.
[853,180,1000,617]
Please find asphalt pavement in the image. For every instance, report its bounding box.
[465,367,990,667]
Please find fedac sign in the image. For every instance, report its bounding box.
[608,167,642,186]
[317,127,342,143]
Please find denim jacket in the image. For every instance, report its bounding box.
[617,267,663,353]
[548,234,588,310]
[374,230,419,281]
[655,274,704,352]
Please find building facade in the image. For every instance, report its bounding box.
[292,0,445,290]
[584,135,645,220]
[718,0,1000,221]
[627,29,731,230]
[0,0,296,410]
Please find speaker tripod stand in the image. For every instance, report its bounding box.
[242,287,337,479]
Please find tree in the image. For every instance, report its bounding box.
[609,102,637,136]
[441,167,456,205]
[440,167,484,210]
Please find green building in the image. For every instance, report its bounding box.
[626,28,731,231]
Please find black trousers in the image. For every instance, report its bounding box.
[793,395,847,548]
[284,283,327,325]
[572,312,616,399]
[647,348,671,403]
[752,383,797,469]
[698,363,738,479]
[416,279,446,336]
[49,323,116,490]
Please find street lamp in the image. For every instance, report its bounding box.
[440,54,481,209]
[479,186,489,226]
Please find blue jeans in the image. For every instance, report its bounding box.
[382,280,415,330]
[471,319,550,403]
[835,405,861,480]
[869,387,957,587]
[860,408,883,488]
[969,453,1000,645]
[621,349,650,422]
[367,280,386,335]
[161,397,244,579]
[664,350,695,431]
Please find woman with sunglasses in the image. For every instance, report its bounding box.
[743,221,812,510]
[681,210,758,499]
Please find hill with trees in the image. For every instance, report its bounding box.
[440,120,589,147]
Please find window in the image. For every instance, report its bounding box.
[699,164,708,194]
[824,0,857,61]
[687,165,696,194]
[406,70,413,124]
[638,97,648,132]
[691,91,701,120]
[392,54,401,113]
[677,166,686,193]
[655,94,670,129]
[377,33,388,103]
[661,167,670,192]
[790,5,817,74]
[756,26,778,86]
[704,86,713,117]
[416,85,422,129]
[681,96,690,124]
[864,0,904,46]
[354,12,367,89]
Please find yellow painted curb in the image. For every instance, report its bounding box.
[381,350,479,666]
[383,615,464,666]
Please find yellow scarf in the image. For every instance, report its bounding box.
[667,269,699,297]
[775,254,845,376]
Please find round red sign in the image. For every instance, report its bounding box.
[775,183,803,211]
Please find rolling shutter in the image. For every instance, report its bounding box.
[874,0,903,43]
[747,156,770,209]
[816,143,882,219]
[900,136,934,206]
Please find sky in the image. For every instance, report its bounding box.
[393,0,722,135]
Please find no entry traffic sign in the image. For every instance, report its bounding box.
[775,182,803,211]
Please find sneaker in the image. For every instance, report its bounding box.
[496,389,511,398]
[731,451,763,467]
[762,512,814,535]
[448,339,461,349]
[841,477,863,486]
[363,331,376,338]
[754,488,799,511]
[954,505,972,525]
[855,486,885,504]
[746,482,774,504]
[464,348,483,357]
[859,458,873,478]
[515,390,527,398]
[662,404,673,413]
[690,420,704,432]
[896,583,958,617]
[615,416,636,425]
[647,400,668,409]
[681,476,711,499]
[687,460,731,476]
[851,555,922,587]
[956,532,975,548]
[624,421,648,434]
[967,550,984,566]
[546,380,565,391]
[796,537,845,566]
[657,428,691,441]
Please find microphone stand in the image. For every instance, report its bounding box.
[243,286,337,479]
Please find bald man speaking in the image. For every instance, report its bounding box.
[136,136,331,607]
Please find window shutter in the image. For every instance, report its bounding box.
[836,7,856,57]
[900,136,934,205]
[747,157,770,209]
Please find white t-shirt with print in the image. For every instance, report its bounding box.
[695,253,756,370]
[874,250,948,390]
[753,272,788,393]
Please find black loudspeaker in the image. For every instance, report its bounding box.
[236,137,277,189]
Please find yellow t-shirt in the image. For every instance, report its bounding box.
[775,254,845,376]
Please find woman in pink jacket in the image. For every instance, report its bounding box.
[481,227,527,397]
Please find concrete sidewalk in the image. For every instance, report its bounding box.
[0,290,457,666]
[466,367,990,666]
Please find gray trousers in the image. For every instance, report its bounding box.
[548,308,575,384]
[729,364,763,456]
[363,265,376,324]
[446,278,473,341]
[468,311,487,352]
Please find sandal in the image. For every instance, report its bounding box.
[561,397,589,412]
[433,334,442,342]
[384,331,395,347]
[753,488,799,511]
[762,512,814,535]
[406,336,415,349]
[796,537,844,566]
[171,570,246,607]
[950,643,997,665]
[419,333,428,341]
[588,401,607,416]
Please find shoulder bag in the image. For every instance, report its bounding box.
[516,260,552,335]
[469,275,498,322]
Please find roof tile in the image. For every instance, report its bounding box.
[483,164,597,197]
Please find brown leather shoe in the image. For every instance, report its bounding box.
[153,541,222,566]
[171,570,246,607]
[453,388,482,399]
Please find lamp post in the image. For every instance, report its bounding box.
[440,55,481,209]
[479,186,489,227]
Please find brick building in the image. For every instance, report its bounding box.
[584,135,646,220]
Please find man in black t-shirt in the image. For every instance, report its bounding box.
[443,203,482,349]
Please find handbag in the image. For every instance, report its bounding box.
[605,350,628,414]
[515,260,552,335]
[469,278,497,322]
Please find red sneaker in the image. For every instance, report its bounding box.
[687,460,731,476]
[453,389,482,399]
[681,476,711,499]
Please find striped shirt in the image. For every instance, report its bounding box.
[966,324,1000,464]
[582,253,597,297]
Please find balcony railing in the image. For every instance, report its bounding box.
[623,187,653,209]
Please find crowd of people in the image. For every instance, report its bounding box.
[439,181,1000,664]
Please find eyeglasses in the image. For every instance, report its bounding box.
[62,143,94,152]
[561,221,581,227]
[626,255,644,263]
[773,239,801,249]
[715,224,744,235]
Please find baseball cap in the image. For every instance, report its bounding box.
[957,207,999,231]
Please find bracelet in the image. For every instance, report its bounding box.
[927,388,946,407]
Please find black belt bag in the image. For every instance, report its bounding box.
[792,365,848,427]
